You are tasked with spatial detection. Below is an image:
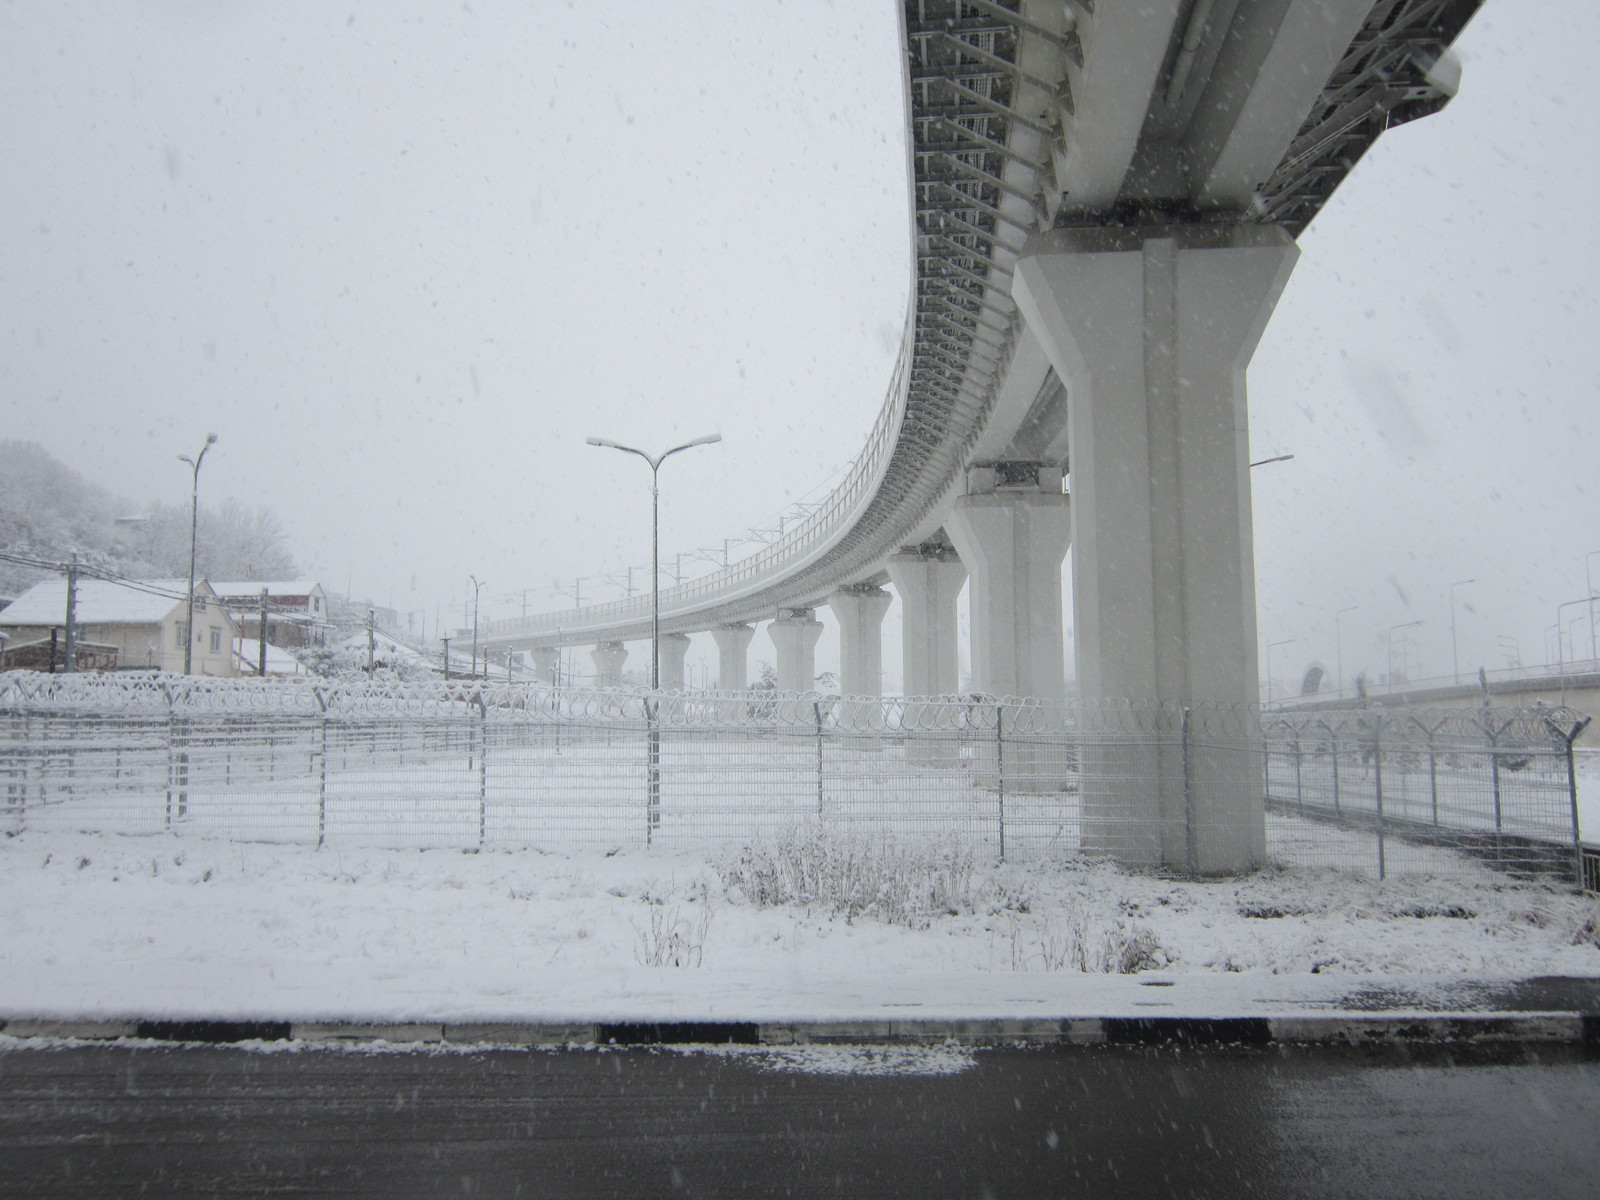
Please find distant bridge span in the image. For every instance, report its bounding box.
[482,0,1481,871]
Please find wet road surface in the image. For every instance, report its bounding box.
[1,1040,1597,1198]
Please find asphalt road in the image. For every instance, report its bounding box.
[1,1040,1597,1198]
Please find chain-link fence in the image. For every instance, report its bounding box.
[1,672,1590,887]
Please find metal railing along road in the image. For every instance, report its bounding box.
[2,673,1590,890]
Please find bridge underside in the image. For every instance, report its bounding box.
[480,0,1482,872]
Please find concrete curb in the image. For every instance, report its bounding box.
[4,1014,1596,1049]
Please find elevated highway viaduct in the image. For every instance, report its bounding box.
[482,0,1482,870]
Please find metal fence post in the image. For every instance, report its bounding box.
[475,693,489,848]
[1427,730,1440,826]
[647,695,661,844]
[164,684,186,826]
[1182,706,1196,879]
[814,699,826,818]
[1544,711,1592,890]
[1486,716,1505,867]
[1371,715,1386,881]
[1329,728,1341,812]
[1292,728,1304,814]
[313,687,328,849]
[994,703,1006,862]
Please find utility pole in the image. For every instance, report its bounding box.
[469,575,483,679]
[62,558,80,674]
[258,588,269,677]
[441,636,451,681]
[366,609,376,678]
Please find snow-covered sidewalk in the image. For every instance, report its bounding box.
[3,829,1597,1025]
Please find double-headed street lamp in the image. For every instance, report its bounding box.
[585,433,722,689]
[178,433,218,675]
[587,432,722,845]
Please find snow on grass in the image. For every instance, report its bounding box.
[0,825,1596,1025]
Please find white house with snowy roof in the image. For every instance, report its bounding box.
[0,578,238,675]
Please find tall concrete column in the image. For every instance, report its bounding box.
[590,641,627,689]
[657,632,691,691]
[1013,223,1298,872]
[711,623,754,691]
[827,585,891,698]
[887,542,966,699]
[768,609,824,693]
[530,646,559,685]
[943,472,1072,703]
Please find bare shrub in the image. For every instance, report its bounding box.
[1004,911,1166,974]
[632,880,713,968]
[719,826,977,929]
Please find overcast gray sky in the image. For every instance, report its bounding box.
[3,0,1597,693]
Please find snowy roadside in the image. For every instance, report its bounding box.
[2,825,1597,1026]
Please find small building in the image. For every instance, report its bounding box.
[212,581,331,649]
[0,578,238,676]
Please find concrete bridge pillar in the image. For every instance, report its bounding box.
[887,541,966,700]
[828,585,891,698]
[530,646,559,686]
[1013,223,1298,872]
[657,632,691,692]
[768,609,824,693]
[711,623,755,691]
[590,641,627,689]
[944,470,1072,703]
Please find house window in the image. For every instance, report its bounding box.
[209,628,222,653]
[176,622,188,647]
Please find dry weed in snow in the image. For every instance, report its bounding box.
[632,879,715,968]
[717,826,979,928]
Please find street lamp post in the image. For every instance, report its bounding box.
[1386,619,1424,692]
[585,433,722,691]
[1586,550,1600,661]
[178,433,218,675]
[1554,597,1596,692]
[469,575,484,680]
[1335,606,1358,697]
[1449,578,1475,685]
[587,432,722,843]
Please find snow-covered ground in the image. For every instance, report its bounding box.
[2,821,1596,1026]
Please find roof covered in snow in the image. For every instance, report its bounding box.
[0,578,210,627]
[210,581,325,599]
